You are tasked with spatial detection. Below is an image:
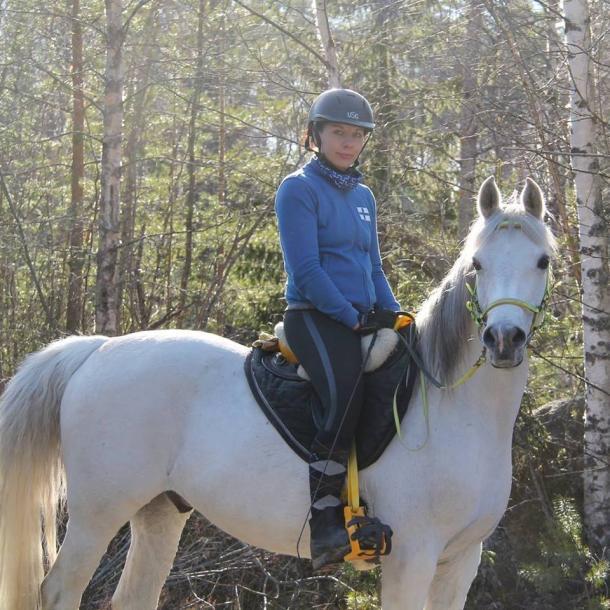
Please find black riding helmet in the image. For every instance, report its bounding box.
[305,89,375,165]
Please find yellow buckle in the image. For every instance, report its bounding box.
[343,506,388,562]
[344,506,369,561]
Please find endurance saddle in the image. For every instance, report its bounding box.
[244,323,419,469]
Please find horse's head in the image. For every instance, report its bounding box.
[467,176,555,368]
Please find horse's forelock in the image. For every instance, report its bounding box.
[416,205,555,384]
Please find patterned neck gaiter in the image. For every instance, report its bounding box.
[313,156,363,192]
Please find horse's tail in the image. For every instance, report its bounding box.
[0,335,108,610]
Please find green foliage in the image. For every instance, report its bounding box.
[518,497,610,607]
[346,590,379,610]
[341,564,380,610]
[0,0,608,607]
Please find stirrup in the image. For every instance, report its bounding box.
[343,505,393,562]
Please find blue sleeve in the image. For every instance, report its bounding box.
[275,178,360,328]
[368,193,401,311]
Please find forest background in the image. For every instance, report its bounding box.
[0,0,608,608]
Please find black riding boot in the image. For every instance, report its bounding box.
[308,454,350,571]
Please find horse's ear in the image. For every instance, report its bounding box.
[521,177,546,219]
[477,176,501,219]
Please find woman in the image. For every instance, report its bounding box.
[275,88,400,570]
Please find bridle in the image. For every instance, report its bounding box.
[397,254,553,392]
[463,218,553,346]
[392,219,554,446]
[465,268,552,345]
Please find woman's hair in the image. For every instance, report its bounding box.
[303,121,325,152]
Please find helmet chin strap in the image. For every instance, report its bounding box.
[352,133,372,169]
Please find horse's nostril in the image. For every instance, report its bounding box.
[482,327,496,349]
[509,327,526,347]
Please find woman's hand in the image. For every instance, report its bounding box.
[356,309,399,334]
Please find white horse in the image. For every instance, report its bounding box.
[0,176,556,610]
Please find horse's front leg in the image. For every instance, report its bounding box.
[380,544,439,610]
[424,543,482,610]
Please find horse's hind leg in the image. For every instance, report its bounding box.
[41,507,131,610]
[424,543,482,610]
[111,493,192,610]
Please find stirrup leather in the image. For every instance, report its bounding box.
[343,443,393,563]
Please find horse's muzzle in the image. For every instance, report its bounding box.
[482,323,526,368]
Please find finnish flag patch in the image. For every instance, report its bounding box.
[357,206,371,222]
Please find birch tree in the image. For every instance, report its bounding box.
[312,0,340,87]
[118,6,159,330]
[563,0,610,551]
[96,0,124,335]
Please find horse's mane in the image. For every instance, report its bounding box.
[416,199,557,384]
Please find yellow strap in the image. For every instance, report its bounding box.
[346,442,360,511]
[445,350,487,390]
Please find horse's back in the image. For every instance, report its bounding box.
[59,330,254,507]
[58,329,308,552]
[64,328,247,391]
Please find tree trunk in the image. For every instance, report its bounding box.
[66,0,85,333]
[563,0,610,552]
[371,0,395,205]
[96,0,124,335]
[118,7,158,331]
[178,0,206,322]
[543,0,569,229]
[312,0,340,87]
[457,1,482,238]
[218,5,226,209]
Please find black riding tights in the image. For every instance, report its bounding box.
[283,309,364,462]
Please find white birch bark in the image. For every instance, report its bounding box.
[563,0,610,550]
[96,0,124,335]
[312,0,340,88]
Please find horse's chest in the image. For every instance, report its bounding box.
[422,432,513,535]
[439,473,511,556]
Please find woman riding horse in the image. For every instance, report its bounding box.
[275,88,400,570]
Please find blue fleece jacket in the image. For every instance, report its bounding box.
[275,158,400,328]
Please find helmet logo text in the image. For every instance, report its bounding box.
[346,112,359,119]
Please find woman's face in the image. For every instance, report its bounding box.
[318,122,368,171]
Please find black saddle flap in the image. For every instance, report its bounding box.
[245,326,419,469]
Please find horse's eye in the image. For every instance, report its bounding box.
[538,255,550,270]
[472,258,482,271]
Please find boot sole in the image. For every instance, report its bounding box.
[311,543,352,572]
